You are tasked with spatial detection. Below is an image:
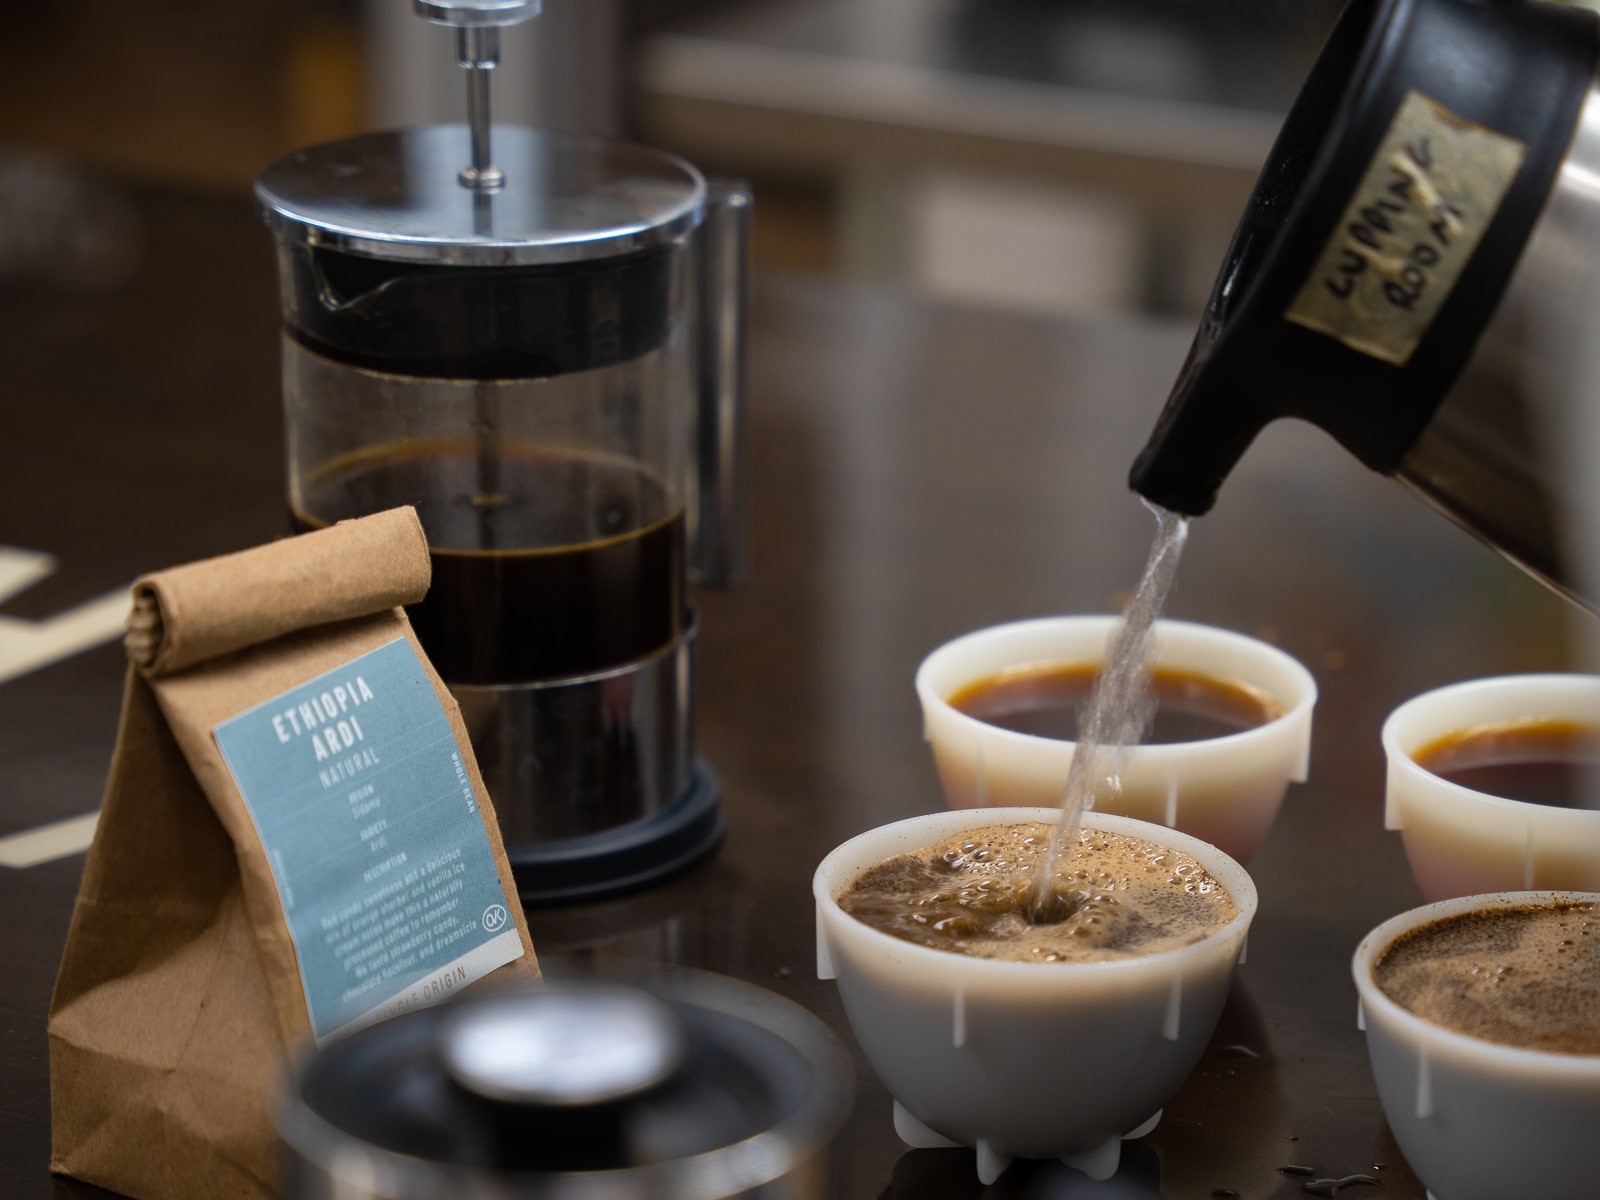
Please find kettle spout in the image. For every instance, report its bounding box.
[1127,332,1270,518]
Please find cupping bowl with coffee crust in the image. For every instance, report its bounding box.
[814,807,1257,1185]
[1352,891,1600,1200]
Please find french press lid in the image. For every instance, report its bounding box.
[254,0,708,375]
[254,0,700,267]
[255,125,706,268]
[255,0,704,266]
[254,127,705,379]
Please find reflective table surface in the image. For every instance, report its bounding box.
[0,169,1584,1199]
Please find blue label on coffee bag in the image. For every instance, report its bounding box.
[214,638,522,1042]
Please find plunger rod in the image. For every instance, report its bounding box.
[412,0,542,192]
[457,26,503,191]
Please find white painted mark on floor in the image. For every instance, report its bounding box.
[0,547,127,866]
[0,811,99,867]
[0,546,130,687]
[0,547,55,601]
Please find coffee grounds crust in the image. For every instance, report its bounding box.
[1374,901,1600,1055]
[836,821,1236,963]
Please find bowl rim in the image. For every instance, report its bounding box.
[1381,673,1600,821]
[1350,889,1600,1075]
[814,806,1258,978]
[914,615,1317,760]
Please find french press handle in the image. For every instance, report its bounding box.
[691,181,752,589]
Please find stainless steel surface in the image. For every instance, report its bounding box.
[255,126,705,265]
[451,628,694,845]
[691,180,752,588]
[439,984,687,1105]
[1397,72,1600,612]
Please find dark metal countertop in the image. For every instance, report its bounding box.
[0,170,1582,1200]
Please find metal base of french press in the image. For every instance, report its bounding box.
[450,621,724,906]
[507,761,724,905]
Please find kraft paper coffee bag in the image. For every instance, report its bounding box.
[49,506,538,1200]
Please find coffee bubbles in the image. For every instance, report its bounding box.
[836,821,1236,964]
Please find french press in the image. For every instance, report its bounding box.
[1130,0,1600,610]
[255,0,748,902]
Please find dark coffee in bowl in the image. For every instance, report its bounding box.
[949,664,1283,744]
[1374,901,1600,1054]
[1413,719,1600,810]
[836,821,1236,963]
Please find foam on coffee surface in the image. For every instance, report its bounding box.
[837,821,1236,963]
[1375,901,1600,1054]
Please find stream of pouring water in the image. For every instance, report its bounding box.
[1029,503,1190,919]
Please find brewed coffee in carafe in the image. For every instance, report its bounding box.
[257,12,747,902]
[1130,0,1600,611]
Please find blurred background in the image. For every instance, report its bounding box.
[0,0,1352,321]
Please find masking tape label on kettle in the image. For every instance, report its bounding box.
[1285,90,1527,366]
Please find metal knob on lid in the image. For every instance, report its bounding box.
[437,983,693,1174]
[440,984,687,1106]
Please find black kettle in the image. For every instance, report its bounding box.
[1131,0,1600,610]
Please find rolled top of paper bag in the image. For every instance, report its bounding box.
[125,507,431,677]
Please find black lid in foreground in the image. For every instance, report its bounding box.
[279,970,853,1198]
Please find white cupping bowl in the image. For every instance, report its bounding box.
[814,807,1256,1185]
[1382,674,1600,902]
[916,617,1317,862]
[1352,891,1600,1200]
